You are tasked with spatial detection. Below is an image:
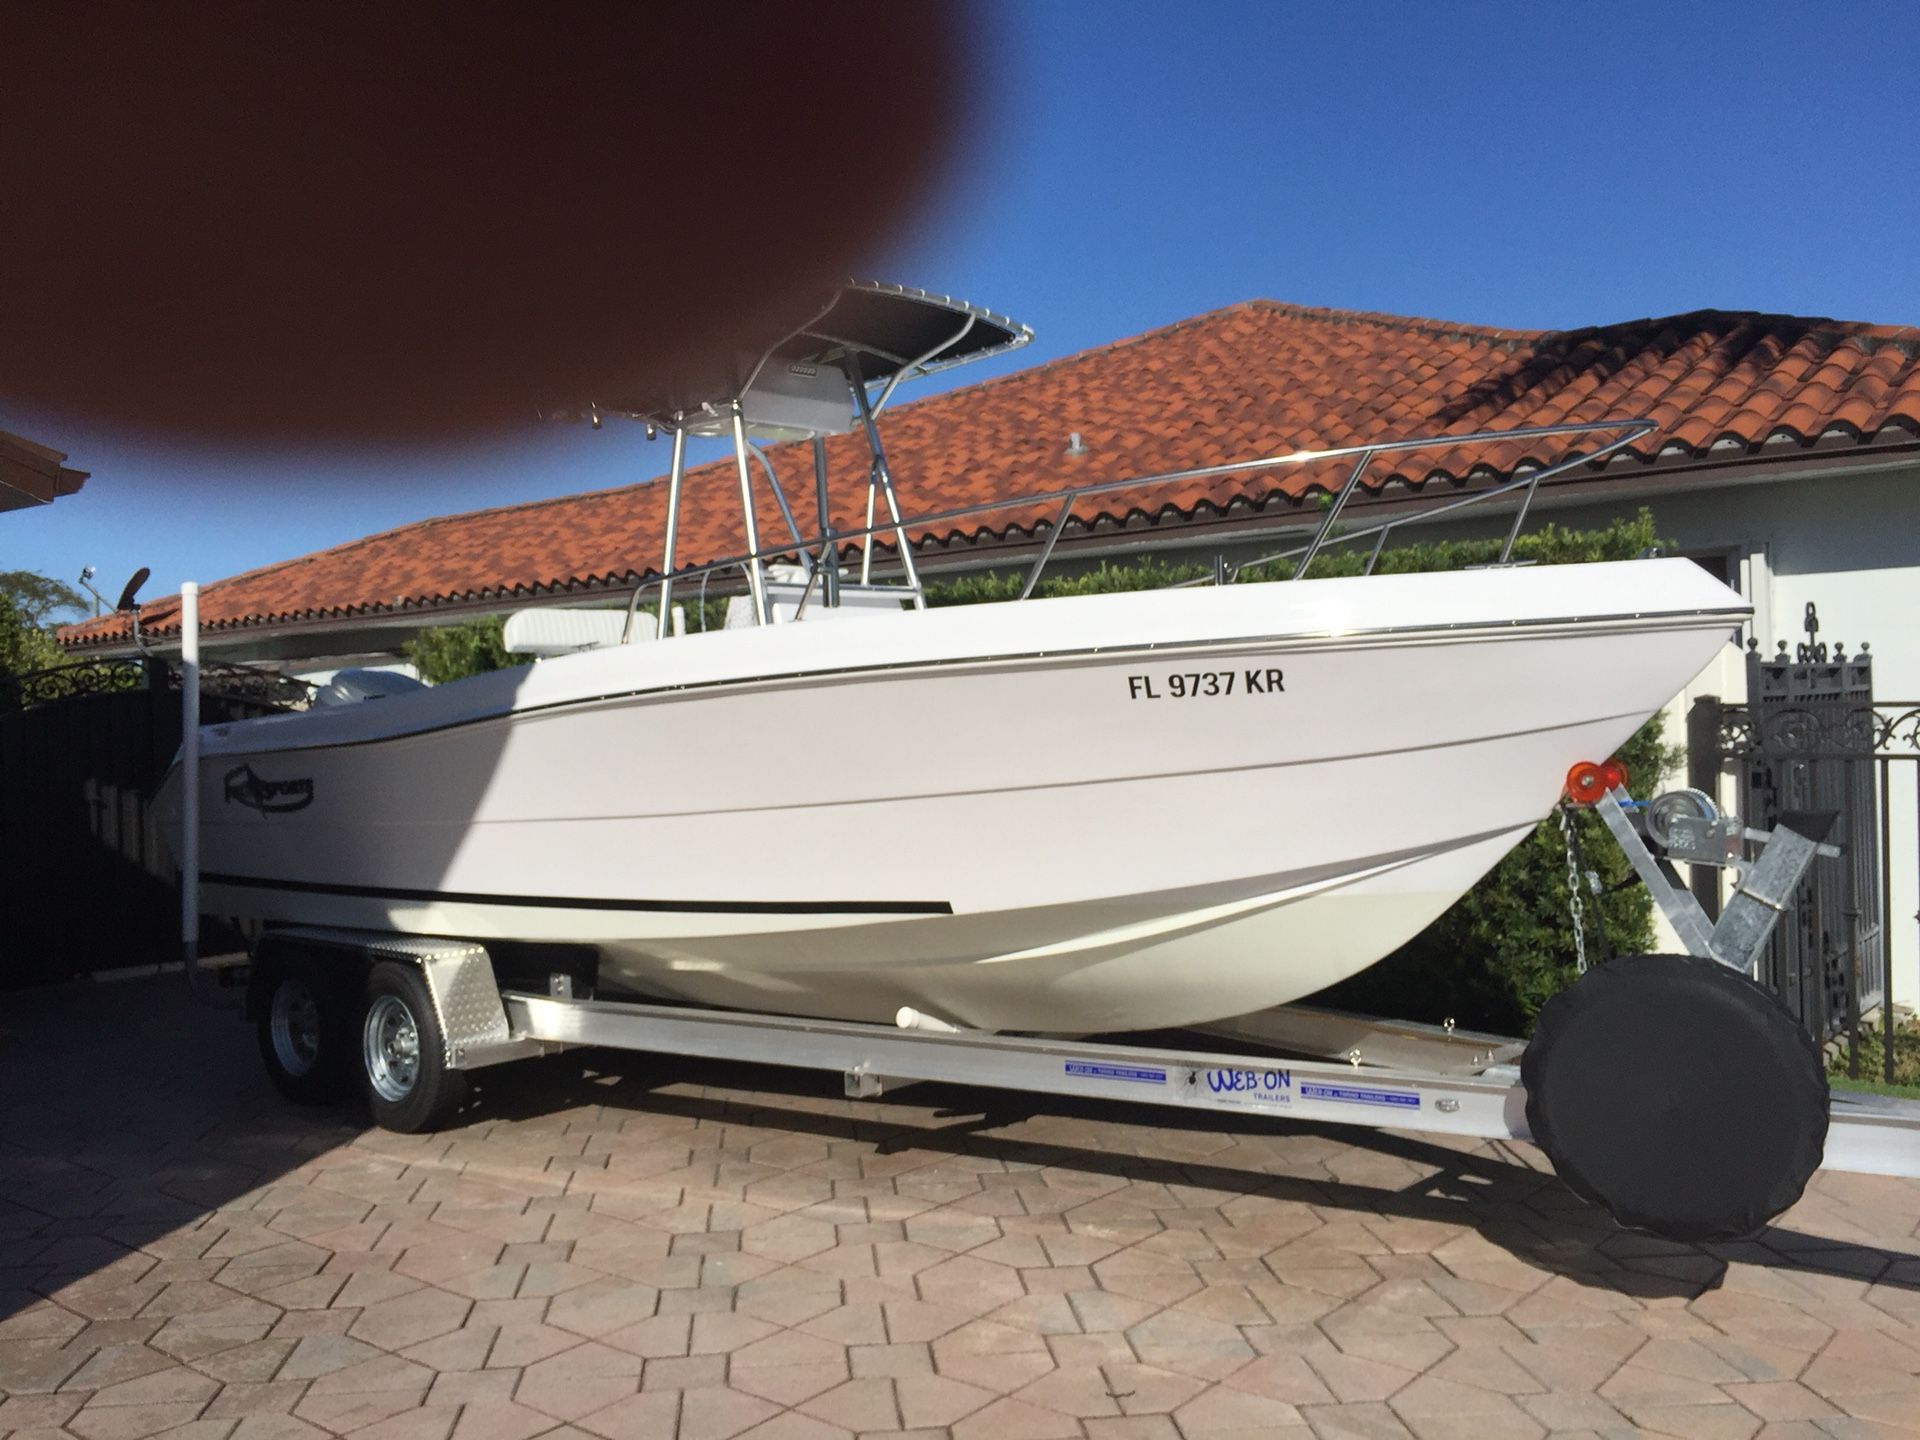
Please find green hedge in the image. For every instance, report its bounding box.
[406,599,729,685]
[1,590,65,679]
[925,509,1667,603]
[406,616,526,685]
[410,509,1680,1032]
[1315,717,1675,1035]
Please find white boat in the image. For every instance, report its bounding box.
[158,284,1748,1034]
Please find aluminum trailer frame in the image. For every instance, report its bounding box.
[248,926,1920,1181]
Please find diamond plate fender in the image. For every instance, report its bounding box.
[253,927,540,1070]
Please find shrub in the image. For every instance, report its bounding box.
[1830,1016,1920,1092]
[1314,716,1678,1035]
[405,617,527,685]
[1,586,65,678]
[927,510,1665,600]
[404,600,726,685]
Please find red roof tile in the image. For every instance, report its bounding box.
[60,301,1920,650]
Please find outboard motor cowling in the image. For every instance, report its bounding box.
[312,668,429,706]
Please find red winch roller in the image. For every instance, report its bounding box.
[1563,757,1629,805]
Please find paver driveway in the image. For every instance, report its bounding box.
[3,975,1918,1440]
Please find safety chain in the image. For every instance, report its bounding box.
[1556,804,1588,975]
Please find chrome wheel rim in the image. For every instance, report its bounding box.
[364,994,421,1102]
[269,979,322,1078]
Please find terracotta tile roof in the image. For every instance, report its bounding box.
[59,301,1920,650]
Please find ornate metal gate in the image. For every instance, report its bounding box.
[1693,603,1917,1077]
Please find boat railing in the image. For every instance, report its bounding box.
[618,417,1656,637]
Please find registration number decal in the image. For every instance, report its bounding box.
[1126,669,1284,700]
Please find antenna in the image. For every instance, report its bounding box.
[115,566,151,613]
[78,564,106,617]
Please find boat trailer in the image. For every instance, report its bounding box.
[225,768,1919,1244]
[236,900,1916,1245]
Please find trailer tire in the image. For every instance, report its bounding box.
[1523,953,1828,1242]
[254,952,353,1104]
[358,961,468,1133]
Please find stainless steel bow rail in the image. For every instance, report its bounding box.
[619,418,1660,637]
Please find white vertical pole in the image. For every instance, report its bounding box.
[860,467,878,586]
[812,436,840,610]
[846,368,924,607]
[655,425,687,640]
[731,403,770,626]
[180,581,200,971]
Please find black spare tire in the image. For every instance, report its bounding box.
[1523,953,1828,1242]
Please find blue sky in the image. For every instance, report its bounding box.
[7,1,1919,615]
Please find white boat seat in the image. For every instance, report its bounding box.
[504,606,681,656]
[724,571,919,629]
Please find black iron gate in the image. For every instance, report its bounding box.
[1691,604,1917,1078]
[0,658,300,989]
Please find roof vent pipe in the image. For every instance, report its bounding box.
[1065,431,1087,456]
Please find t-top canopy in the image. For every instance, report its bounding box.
[560,281,1032,432]
[792,281,1032,384]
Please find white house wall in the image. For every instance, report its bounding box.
[1765,472,1919,1015]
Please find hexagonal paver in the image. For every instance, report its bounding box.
[4,973,1919,1440]
[348,1287,473,1350]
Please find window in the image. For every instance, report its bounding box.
[1676,546,1742,591]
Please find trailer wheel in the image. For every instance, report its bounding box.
[1523,953,1828,1242]
[253,952,353,1104]
[358,962,468,1133]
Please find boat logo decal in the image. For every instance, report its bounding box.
[223,764,314,814]
[1298,1082,1420,1110]
[1064,1061,1167,1085]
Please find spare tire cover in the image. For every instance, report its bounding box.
[1523,953,1828,1242]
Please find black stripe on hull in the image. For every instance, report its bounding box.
[202,871,952,916]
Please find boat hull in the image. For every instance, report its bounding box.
[161,560,1745,1032]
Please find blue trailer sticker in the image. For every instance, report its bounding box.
[1299,1082,1420,1109]
[1065,1061,1167,1085]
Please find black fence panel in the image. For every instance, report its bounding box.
[1736,629,1881,1037]
[0,660,286,988]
